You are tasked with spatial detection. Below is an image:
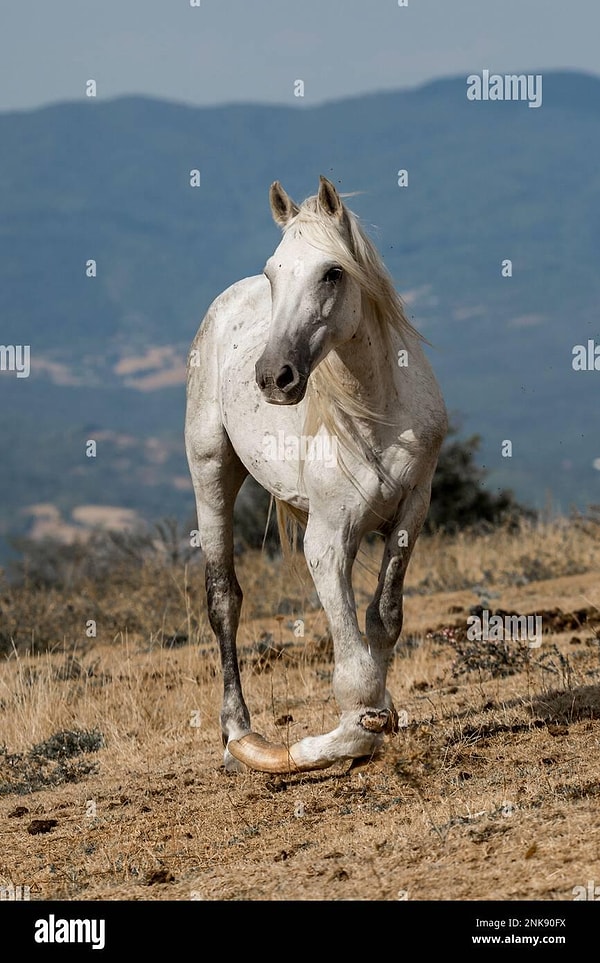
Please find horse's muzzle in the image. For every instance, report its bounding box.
[255,358,307,405]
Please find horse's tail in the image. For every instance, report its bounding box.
[274,498,307,566]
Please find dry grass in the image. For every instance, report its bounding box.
[1,516,600,901]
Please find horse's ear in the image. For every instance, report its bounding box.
[317,175,343,219]
[269,181,300,227]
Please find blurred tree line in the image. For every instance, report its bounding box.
[424,422,534,534]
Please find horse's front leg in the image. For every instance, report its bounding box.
[279,515,395,767]
[187,437,251,770]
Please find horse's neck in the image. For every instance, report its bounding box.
[330,313,401,415]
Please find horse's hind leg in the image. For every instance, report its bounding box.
[187,426,250,770]
[365,485,433,704]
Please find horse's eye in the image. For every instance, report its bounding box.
[323,266,343,284]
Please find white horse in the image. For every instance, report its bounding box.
[185,176,447,773]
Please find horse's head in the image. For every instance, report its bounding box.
[255,176,363,405]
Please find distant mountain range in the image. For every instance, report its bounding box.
[1,70,599,557]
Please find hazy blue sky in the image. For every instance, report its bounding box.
[1,0,598,111]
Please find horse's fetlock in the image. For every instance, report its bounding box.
[359,707,399,735]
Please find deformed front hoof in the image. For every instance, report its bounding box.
[359,707,399,735]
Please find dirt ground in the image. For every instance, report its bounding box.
[1,523,599,903]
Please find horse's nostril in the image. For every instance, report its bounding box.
[275,364,296,390]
